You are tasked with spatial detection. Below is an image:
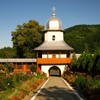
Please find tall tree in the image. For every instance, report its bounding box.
[70,52,78,72]
[92,48,100,75]
[12,20,44,58]
[77,52,93,73]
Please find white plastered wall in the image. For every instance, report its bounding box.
[45,31,63,41]
[42,54,67,58]
[41,65,66,77]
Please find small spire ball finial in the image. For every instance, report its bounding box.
[46,7,62,30]
[52,7,56,16]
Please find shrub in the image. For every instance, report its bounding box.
[37,72,43,78]
[86,76,100,89]
[30,64,37,72]
[0,78,7,91]
[74,76,86,89]
[90,78,100,89]
[0,74,14,90]
[0,73,35,91]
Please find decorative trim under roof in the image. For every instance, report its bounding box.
[43,30,64,33]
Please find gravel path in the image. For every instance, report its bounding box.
[31,77,84,100]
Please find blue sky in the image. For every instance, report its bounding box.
[0,0,100,48]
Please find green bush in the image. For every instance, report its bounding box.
[0,73,34,91]
[86,76,100,89]
[74,76,86,89]
[37,72,42,78]
[0,75,14,91]
[30,64,37,72]
[85,76,93,89]
[0,78,7,91]
[90,78,100,89]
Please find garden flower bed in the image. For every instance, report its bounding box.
[63,73,100,100]
[0,72,47,100]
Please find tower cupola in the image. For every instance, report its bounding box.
[46,7,62,30]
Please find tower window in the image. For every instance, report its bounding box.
[52,35,55,41]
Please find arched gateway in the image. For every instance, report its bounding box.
[49,66,61,76]
[34,8,73,77]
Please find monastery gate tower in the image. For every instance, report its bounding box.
[34,8,73,77]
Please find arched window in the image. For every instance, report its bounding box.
[52,35,55,41]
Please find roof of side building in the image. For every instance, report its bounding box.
[0,58,36,63]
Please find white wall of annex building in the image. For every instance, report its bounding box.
[42,54,67,58]
[45,31,63,41]
[41,65,66,77]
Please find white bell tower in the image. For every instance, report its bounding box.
[44,7,64,42]
[34,8,73,77]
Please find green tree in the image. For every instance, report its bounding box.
[82,53,93,73]
[88,55,94,73]
[92,48,100,76]
[0,47,16,58]
[70,52,78,72]
[12,20,44,58]
[77,52,93,73]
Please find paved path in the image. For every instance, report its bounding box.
[31,77,84,100]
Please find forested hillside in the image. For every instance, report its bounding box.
[0,47,16,58]
[64,24,100,53]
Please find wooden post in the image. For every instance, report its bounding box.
[22,64,27,72]
[59,52,61,58]
[0,63,2,66]
[47,51,49,58]
[13,63,18,72]
[37,52,38,58]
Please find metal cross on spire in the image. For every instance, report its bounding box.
[52,7,56,16]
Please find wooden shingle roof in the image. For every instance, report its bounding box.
[34,41,73,51]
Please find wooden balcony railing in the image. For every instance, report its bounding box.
[37,58,71,64]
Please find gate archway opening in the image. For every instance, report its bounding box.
[49,66,61,77]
